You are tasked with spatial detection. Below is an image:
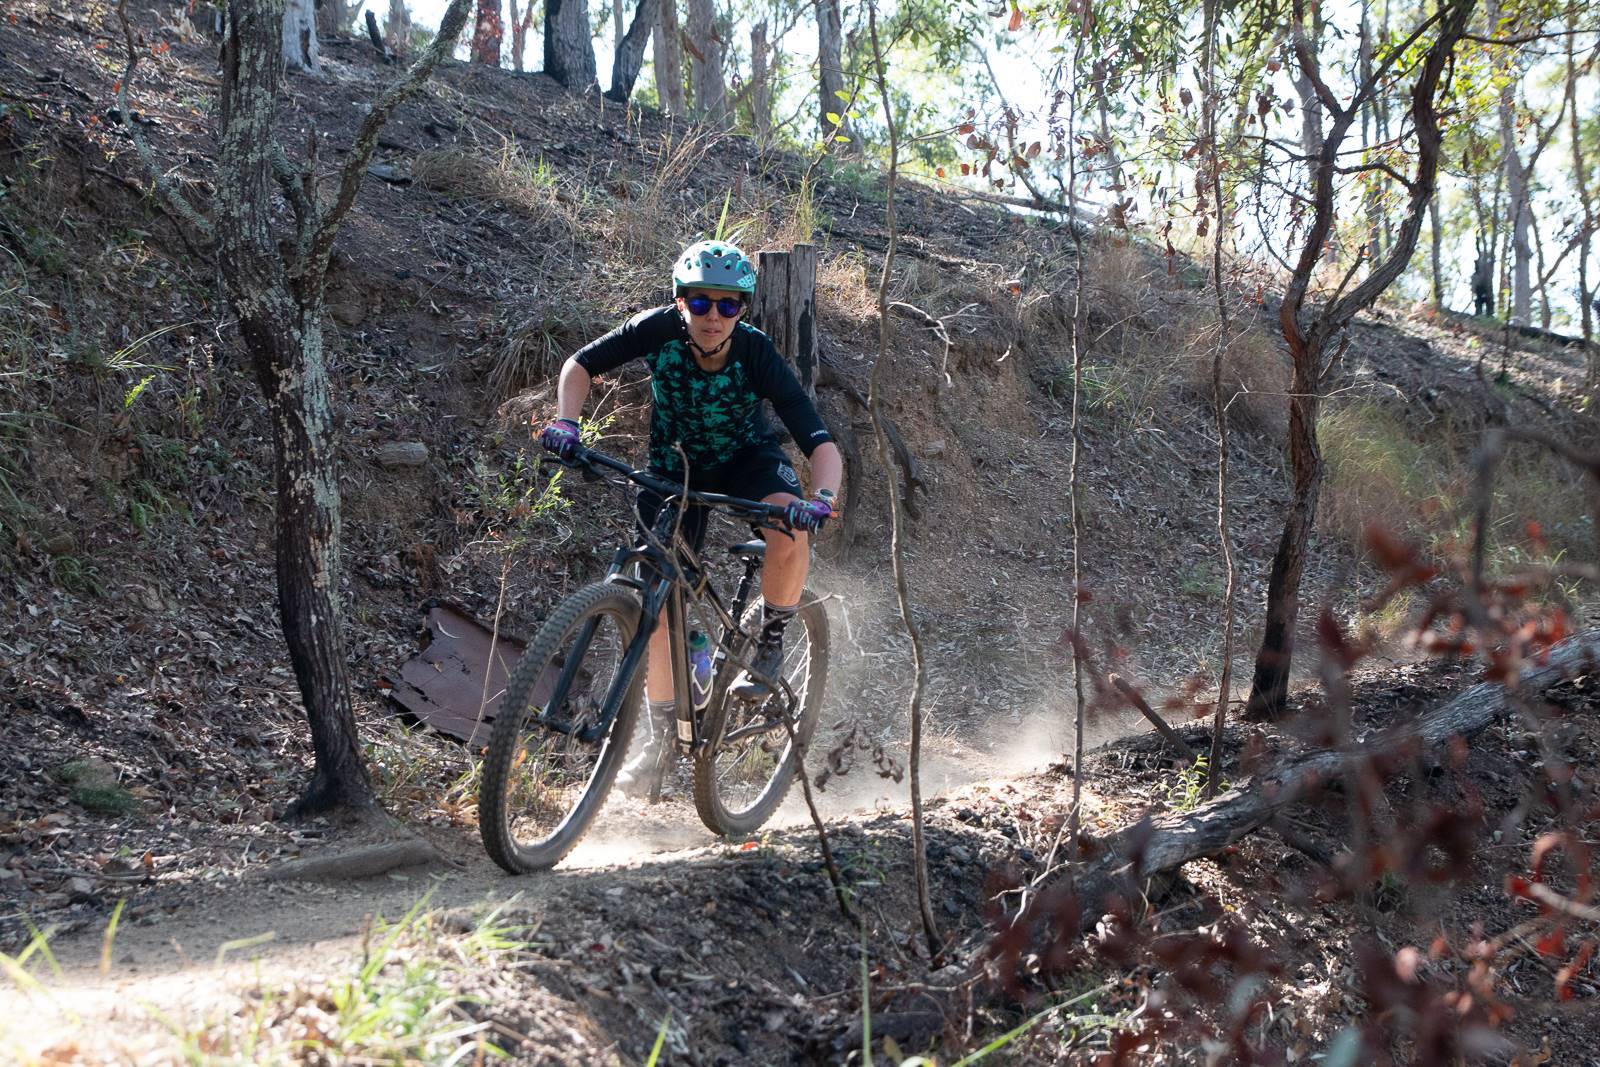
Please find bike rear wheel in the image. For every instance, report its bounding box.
[692,593,828,836]
[479,582,644,873]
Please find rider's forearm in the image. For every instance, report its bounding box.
[555,359,592,422]
[808,442,843,499]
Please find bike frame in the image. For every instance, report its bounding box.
[539,449,795,754]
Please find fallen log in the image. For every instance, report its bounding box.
[1026,629,1600,937]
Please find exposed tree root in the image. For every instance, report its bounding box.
[817,354,925,520]
[260,837,443,883]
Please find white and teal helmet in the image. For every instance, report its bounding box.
[673,240,757,295]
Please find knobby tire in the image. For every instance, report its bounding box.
[692,593,829,836]
[479,581,644,873]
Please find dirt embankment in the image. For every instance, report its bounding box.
[2,1,1598,1063]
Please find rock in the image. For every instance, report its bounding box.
[376,442,429,468]
[43,532,76,556]
[925,439,947,458]
[329,300,367,328]
[367,163,411,184]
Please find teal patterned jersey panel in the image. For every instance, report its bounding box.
[572,307,832,474]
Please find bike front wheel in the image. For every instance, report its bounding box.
[479,581,644,873]
[693,592,829,836]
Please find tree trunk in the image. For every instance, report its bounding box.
[1429,187,1444,311]
[1489,0,1532,324]
[249,309,372,814]
[384,0,412,56]
[544,0,597,90]
[472,0,503,65]
[653,0,684,114]
[605,0,660,101]
[1571,24,1598,394]
[316,0,360,37]
[1243,350,1322,721]
[507,0,532,70]
[750,21,771,144]
[751,245,818,398]
[220,0,370,815]
[685,0,727,125]
[282,0,320,72]
[816,0,857,151]
[1358,0,1382,265]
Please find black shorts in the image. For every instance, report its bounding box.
[636,443,803,552]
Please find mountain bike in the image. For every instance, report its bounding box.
[478,444,829,874]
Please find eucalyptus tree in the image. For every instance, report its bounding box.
[654,0,687,113]
[607,0,663,100]
[283,0,318,70]
[117,0,474,814]
[817,0,860,150]
[547,0,598,88]
[1243,0,1477,720]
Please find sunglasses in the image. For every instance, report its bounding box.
[683,294,745,318]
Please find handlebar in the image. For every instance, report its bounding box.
[544,445,797,531]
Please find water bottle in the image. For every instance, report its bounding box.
[688,631,713,711]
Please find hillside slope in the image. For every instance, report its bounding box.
[3,2,1598,1062]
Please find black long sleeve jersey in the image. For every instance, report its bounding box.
[572,306,833,474]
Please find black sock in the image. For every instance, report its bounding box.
[760,602,797,644]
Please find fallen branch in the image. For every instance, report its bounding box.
[1109,674,1199,762]
[1023,628,1600,938]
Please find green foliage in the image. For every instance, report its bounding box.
[1177,561,1222,601]
[148,893,522,1063]
[55,759,138,815]
[52,554,104,597]
[1163,755,1221,813]
[466,448,572,546]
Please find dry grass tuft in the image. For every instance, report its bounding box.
[818,250,878,330]
[412,139,571,223]
[1319,402,1449,544]
[1186,316,1290,441]
[490,307,587,397]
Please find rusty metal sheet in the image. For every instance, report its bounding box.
[384,603,534,746]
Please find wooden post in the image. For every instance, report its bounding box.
[752,244,818,399]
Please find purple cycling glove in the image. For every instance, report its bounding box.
[784,495,833,533]
[539,418,581,461]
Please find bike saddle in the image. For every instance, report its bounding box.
[727,540,766,562]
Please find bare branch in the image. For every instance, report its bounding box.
[1336,160,1418,191]
[113,0,215,242]
[305,0,474,282]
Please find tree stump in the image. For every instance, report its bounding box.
[752,244,818,399]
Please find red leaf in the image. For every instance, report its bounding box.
[1007,5,1023,31]
[1535,931,1565,958]
[958,122,975,135]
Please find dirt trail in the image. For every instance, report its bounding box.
[0,724,1082,1063]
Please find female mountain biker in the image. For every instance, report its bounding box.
[537,240,843,795]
